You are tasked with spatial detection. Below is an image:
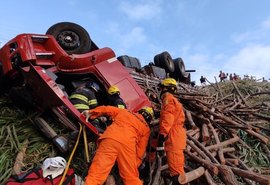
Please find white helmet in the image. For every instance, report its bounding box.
[42,156,66,179]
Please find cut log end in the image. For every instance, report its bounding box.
[179,166,205,184]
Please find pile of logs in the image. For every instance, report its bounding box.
[175,80,270,184]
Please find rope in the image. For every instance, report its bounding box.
[83,125,90,163]
[59,123,82,185]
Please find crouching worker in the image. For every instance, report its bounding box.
[157,78,187,185]
[82,106,154,185]
[107,85,127,109]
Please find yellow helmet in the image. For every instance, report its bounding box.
[161,78,177,87]
[141,107,154,118]
[139,106,154,123]
[108,85,120,95]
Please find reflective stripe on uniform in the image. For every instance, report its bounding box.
[117,105,125,109]
[74,104,90,110]
[70,94,88,103]
[88,99,98,105]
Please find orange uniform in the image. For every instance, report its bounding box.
[159,92,186,177]
[84,106,150,185]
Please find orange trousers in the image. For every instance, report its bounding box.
[84,138,142,185]
[166,150,185,178]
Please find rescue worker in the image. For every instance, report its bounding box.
[107,85,127,109]
[82,106,154,185]
[69,81,100,112]
[156,78,186,185]
[70,81,111,134]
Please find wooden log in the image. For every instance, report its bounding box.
[229,112,260,132]
[220,101,237,111]
[190,111,210,124]
[206,136,240,151]
[254,125,270,133]
[187,140,209,160]
[212,93,234,105]
[185,109,198,129]
[204,170,217,185]
[238,138,252,149]
[226,153,252,171]
[191,101,243,127]
[225,160,254,185]
[152,156,166,185]
[232,81,249,106]
[186,128,200,136]
[186,128,200,152]
[217,165,239,185]
[222,147,235,153]
[253,112,270,121]
[231,108,260,112]
[205,78,219,92]
[187,134,219,164]
[186,150,219,175]
[202,123,210,142]
[212,147,236,157]
[193,132,200,140]
[179,166,205,184]
[245,129,269,144]
[214,76,224,97]
[250,91,270,96]
[226,154,265,185]
[231,167,270,185]
[248,121,269,125]
[208,122,226,165]
[257,168,270,175]
[225,158,239,166]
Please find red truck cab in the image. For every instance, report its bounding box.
[0,32,151,136]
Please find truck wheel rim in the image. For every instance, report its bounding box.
[57,30,80,50]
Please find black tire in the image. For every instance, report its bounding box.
[46,22,92,54]
[172,58,189,79]
[117,55,141,69]
[153,55,161,67]
[154,51,175,73]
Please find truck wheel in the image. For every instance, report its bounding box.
[153,55,161,67]
[172,58,189,79]
[154,51,175,73]
[46,22,92,54]
[117,55,141,70]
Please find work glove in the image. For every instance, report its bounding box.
[156,134,165,157]
[82,110,91,122]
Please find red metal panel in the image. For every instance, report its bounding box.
[95,59,151,112]
[23,64,99,135]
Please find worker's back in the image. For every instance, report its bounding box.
[93,106,149,150]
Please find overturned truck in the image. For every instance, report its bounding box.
[1,22,270,185]
[0,22,197,184]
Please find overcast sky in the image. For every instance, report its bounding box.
[1,0,270,84]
